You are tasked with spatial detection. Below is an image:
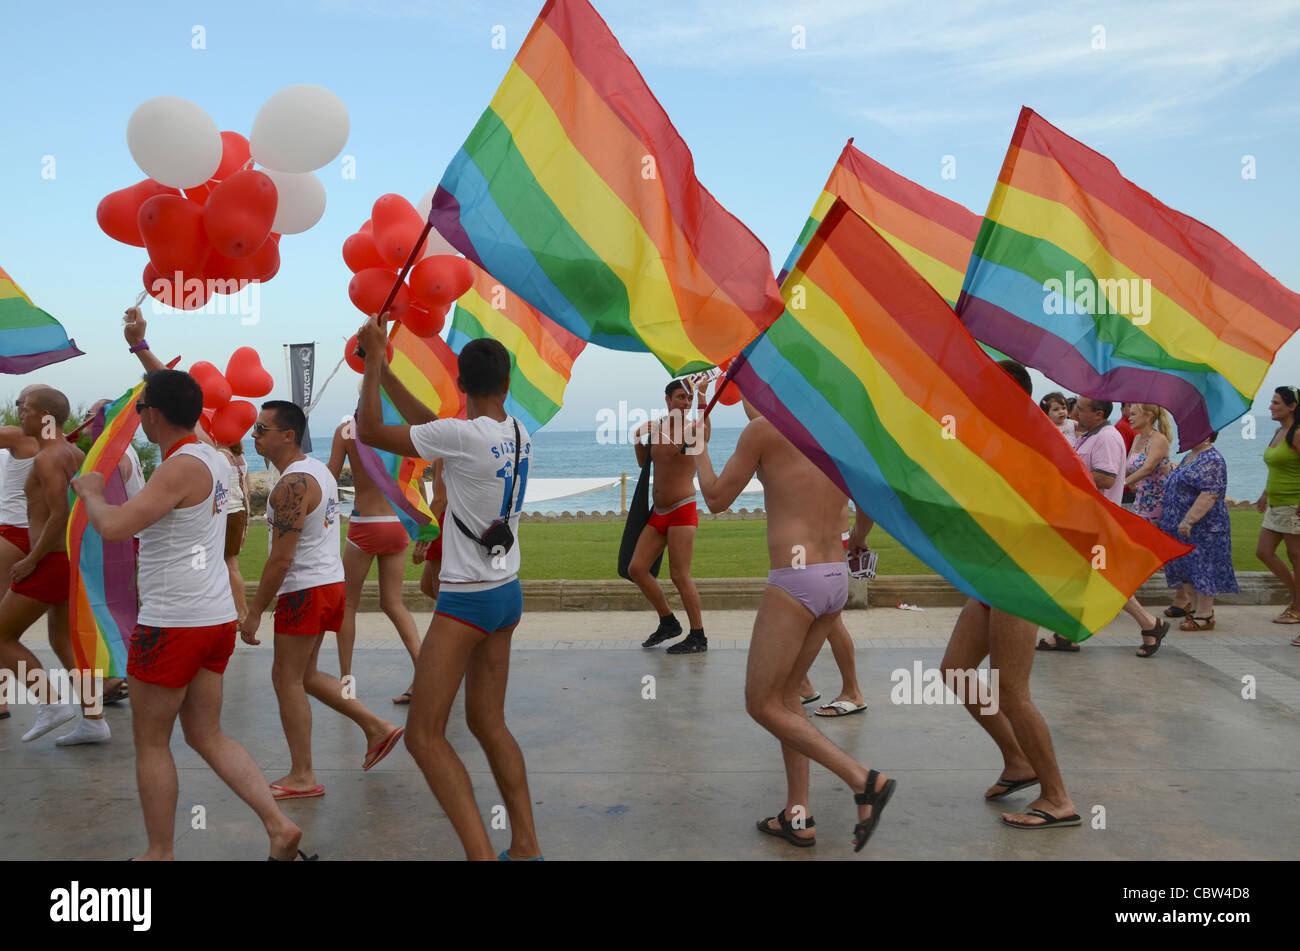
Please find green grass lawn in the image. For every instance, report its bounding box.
[238,510,1272,582]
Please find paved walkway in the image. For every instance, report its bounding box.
[2,605,1297,860]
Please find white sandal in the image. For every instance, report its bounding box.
[814,699,867,717]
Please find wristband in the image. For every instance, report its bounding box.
[129,340,150,354]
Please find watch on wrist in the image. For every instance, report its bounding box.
[129,340,150,354]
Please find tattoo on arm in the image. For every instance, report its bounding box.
[268,474,309,540]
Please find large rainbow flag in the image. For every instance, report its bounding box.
[428,0,784,376]
[777,139,981,305]
[67,385,142,679]
[958,107,1300,449]
[735,199,1189,641]
[448,264,586,432]
[352,324,465,539]
[1,265,83,373]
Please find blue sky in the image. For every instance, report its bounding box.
[3,0,1299,437]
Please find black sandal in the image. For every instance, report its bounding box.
[1136,618,1169,658]
[1163,604,1190,618]
[268,849,319,861]
[851,769,897,853]
[756,808,816,847]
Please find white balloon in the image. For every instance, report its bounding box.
[263,170,326,234]
[250,85,349,174]
[126,96,222,188]
[414,188,460,257]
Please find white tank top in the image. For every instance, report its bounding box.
[122,444,146,499]
[226,456,247,513]
[137,443,237,627]
[267,456,343,595]
[0,449,35,527]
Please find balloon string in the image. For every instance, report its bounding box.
[305,355,347,415]
[133,290,147,308]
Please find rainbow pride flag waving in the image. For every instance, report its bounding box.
[448,264,586,432]
[778,139,981,305]
[735,200,1190,641]
[1,265,83,373]
[958,107,1300,449]
[429,0,784,376]
[67,384,142,679]
[352,325,465,540]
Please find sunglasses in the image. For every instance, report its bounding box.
[134,400,150,414]
[251,422,286,435]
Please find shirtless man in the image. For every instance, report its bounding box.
[328,419,422,703]
[73,368,311,859]
[696,398,894,852]
[0,387,109,745]
[239,400,404,799]
[929,360,1079,829]
[630,380,707,654]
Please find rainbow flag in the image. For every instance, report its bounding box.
[777,139,981,305]
[67,385,141,679]
[735,199,1190,641]
[428,0,784,376]
[352,325,464,540]
[1,265,83,373]
[958,107,1300,449]
[448,264,586,432]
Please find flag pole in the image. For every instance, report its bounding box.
[355,220,435,359]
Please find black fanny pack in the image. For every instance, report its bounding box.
[452,418,522,554]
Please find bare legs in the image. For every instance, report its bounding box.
[1256,527,1300,613]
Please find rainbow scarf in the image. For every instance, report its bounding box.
[428,0,784,376]
[958,107,1300,449]
[734,199,1190,641]
[352,324,464,540]
[447,263,586,432]
[778,139,981,305]
[0,264,83,373]
[67,384,142,678]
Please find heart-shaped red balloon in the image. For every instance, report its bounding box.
[342,231,388,273]
[189,361,232,409]
[371,194,425,268]
[348,267,410,320]
[211,399,258,445]
[409,255,473,309]
[204,170,278,258]
[143,261,211,311]
[344,333,393,373]
[402,301,448,337]
[139,194,211,276]
[225,346,273,398]
[98,179,181,247]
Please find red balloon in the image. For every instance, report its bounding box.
[214,132,253,180]
[716,379,742,406]
[402,301,447,337]
[359,219,373,234]
[189,361,233,409]
[204,234,280,285]
[139,195,210,276]
[371,194,425,268]
[409,255,473,309]
[211,399,258,445]
[342,231,388,273]
[198,407,216,438]
[143,261,211,311]
[225,346,274,398]
[348,267,410,320]
[183,183,212,205]
[203,170,277,258]
[97,180,181,247]
[344,333,393,373]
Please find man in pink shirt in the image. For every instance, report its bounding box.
[1041,397,1168,653]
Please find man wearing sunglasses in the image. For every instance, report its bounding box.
[239,399,404,800]
[73,369,313,859]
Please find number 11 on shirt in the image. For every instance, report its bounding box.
[496,457,529,518]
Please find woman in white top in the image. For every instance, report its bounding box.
[219,439,250,621]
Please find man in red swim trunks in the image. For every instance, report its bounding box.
[0,386,109,745]
[240,401,404,800]
[73,368,311,859]
[0,384,44,722]
[629,379,708,654]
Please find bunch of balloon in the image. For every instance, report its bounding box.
[96,86,348,310]
[191,348,275,444]
[340,192,472,372]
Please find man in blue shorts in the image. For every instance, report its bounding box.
[356,315,542,862]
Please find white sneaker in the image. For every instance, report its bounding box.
[55,717,111,746]
[22,703,77,742]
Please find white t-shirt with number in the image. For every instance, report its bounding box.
[409,415,531,589]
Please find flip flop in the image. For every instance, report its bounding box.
[362,726,405,771]
[756,808,816,847]
[392,691,413,705]
[1001,808,1082,829]
[497,850,545,861]
[1272,610,1300,624]
[984,775,1039,801]
[0,710,10,720]
[270,783,325,801]
[1291,634,1300,647]
[799,692,821,705]
[815,699,867,717]
[268,849,320,861]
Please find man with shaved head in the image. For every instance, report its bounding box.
[0,386,109,745]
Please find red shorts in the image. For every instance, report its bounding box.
[274,581,346,636]
[128,621,238,687]
[0,524,30,554]
[423,535,443,563]
[346,516,409,556]
[10,550,70,605]
[647,500,698,535]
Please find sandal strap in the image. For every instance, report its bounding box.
[854,768,881,806]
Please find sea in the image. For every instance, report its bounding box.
[241,415,1279,514]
